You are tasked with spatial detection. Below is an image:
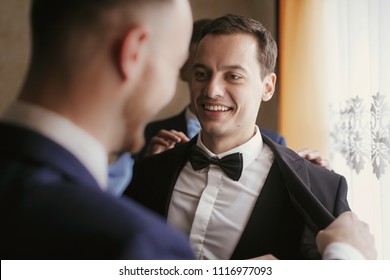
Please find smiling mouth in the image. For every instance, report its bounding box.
[204,104,232,112]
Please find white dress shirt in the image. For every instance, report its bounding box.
[1,101,108,190]
[323,242,365,260]
[168,126,274,259]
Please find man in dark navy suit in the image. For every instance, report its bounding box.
[0,0,195,259]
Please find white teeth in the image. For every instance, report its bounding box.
[205,104,230,112]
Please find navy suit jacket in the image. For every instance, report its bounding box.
[125,134,350,259]
[0,123,195,260]
[137,109,286,159]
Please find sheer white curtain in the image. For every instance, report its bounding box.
[326,0,390,259]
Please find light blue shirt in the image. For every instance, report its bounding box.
[185,107,201,139]
[107,153,134,196]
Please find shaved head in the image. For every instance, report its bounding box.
[30,0,175,68]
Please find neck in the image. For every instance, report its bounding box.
[200,127,256,154]
[18,62,119,154]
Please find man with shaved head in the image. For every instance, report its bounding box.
[0,0,194,259]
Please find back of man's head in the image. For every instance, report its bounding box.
[30,0,173,68]
[26,0,192,155]
[200,14,278,78]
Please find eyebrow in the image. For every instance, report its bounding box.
[193,63,248,74]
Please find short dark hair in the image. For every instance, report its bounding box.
[191,19,212,45]
[200,14,277,78]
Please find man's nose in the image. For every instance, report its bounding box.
[203,76,224,98]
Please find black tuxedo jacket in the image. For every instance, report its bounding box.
[125,134,350,259]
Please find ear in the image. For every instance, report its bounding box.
[119,26,148,80]
[261,73,277,102]
[179,60,189,82]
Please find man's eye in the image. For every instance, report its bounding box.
[226,74,241,80]
[194,71,208,80]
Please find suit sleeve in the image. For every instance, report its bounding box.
[300,172,350,259]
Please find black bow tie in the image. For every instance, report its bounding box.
[189,145,243,181]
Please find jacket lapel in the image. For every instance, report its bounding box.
[262,135,335,233]
[128,135,197,217]
[231,161,305,259]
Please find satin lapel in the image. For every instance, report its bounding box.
[262,135,335,233]
[177,109,189,136]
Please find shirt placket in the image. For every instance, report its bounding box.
[189,165,223,259]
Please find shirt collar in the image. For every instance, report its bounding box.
[196,126,263,169]
[2,101,108,190]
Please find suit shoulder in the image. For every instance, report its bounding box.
[260,128,286,146]
[271,143,344,182]
[145,111,186,134]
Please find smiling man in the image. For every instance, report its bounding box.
[191,30,276,153]
[125,14,351,260]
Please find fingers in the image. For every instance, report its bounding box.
[297,149,323,164]
[312,158,331,170]
[145,129,190,157]
[315,230,326,254]
[156,129,190,143]
[297,148,332,170]
[250,254,278,260]
[316,211,377,259]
